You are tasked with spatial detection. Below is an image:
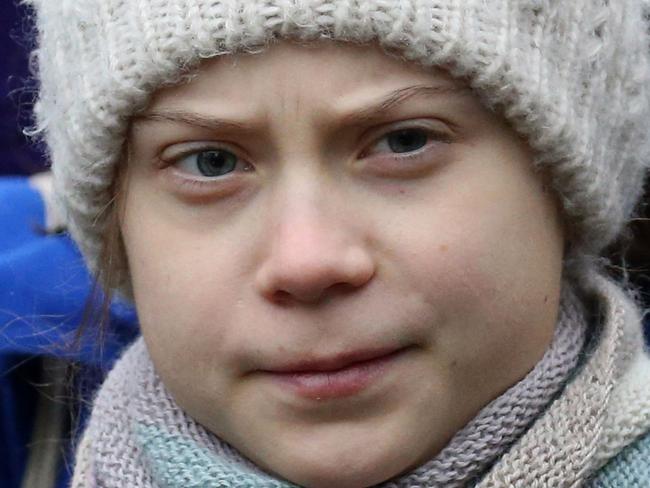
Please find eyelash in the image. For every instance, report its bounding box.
[360,127,451,161]
[159,141,251,192]
[161,124,453,191]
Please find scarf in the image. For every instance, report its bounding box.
[71,273,646,487]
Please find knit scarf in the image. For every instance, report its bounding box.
[72,285,587,487]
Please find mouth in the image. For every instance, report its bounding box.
[263,346,406,374]
[260,347,410,401]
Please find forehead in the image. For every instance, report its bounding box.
[145,41,469,115]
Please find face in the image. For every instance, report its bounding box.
[121,42,564,488]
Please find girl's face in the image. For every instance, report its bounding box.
[122,42,564,487]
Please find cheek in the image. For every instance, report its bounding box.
[392,175,563,369]
[121,188,248,386]
[395,219,505,329]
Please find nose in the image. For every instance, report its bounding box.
[254,192,375,304]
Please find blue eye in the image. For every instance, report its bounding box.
[365,127,447,159]
[195,150,238,176]
[174,149,241,178]
[386,129,429,154]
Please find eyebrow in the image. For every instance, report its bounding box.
[133,110,255,133]
[134,84,470,132]
[338,84,471,127]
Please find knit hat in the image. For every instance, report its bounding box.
[26,0,650,293]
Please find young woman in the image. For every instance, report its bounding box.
[26,1,650,486]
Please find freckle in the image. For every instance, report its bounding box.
[439,244,449,252]
[450,359,458,368]
[544,295,549,303]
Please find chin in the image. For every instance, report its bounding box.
[255,442,419,488]
[274,467,391,488]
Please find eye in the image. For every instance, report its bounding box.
[177,149,238,177]
[363,127,450,158]
[172,148,251,178]
[384,129,429,153]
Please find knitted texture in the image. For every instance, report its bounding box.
[25,0,650,292]
[474,269,650,488]
[71,281,587,488]
[587,430,650,487]
[383,283,588,487]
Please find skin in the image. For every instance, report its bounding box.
[120,42,565,488]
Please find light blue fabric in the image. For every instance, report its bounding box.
[137,424,299,488]
[134,422,650,488]
[587,430,650,487]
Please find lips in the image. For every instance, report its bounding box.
[262,346,404,374]
[261,347,409,401]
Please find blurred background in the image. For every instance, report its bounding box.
[0,1,44,176]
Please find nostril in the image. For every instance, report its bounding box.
[270,281,361,306]
[328,282,360,297]
[271,290,296,306]
[273,285,326,305]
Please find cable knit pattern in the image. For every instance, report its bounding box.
[69,274,650,488]
[24,0,650,294]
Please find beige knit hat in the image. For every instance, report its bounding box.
[26,0,650,292]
